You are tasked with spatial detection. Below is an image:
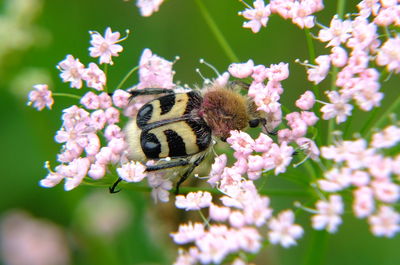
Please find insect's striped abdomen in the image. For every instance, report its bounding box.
[133,91,211,160]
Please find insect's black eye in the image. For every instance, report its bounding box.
[249,119,260,128]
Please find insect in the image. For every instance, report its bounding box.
[110,81,268,194]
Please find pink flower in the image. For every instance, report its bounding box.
[194,225,232,264]
[371,180,400,203]
[247,156,263,172]
[367,155,393,179]
[330,46,348,67]
[171,222,205,244]
[368,206,400,237]
[253,89,281,114]
[289,1,317,29]
[147,173,173,203]
[90,110,107,130]
[112,89,131,108]
[82,63,106,91]
[105,107,120,124]
[104,124,124,141]
[346,49,369,74]
[353,79,383,111]
[268,210,304,248]
[228,59,254,78]
[63,158,91,191]
[253,133,273,153]
[300,111,318,126]
[312,195,343,233]
[295,137,320,160]
[239,0,271,33]
[350,170,370,187]
[57,148,80,163]
[371,125,400,149]
[229,211,246,228]
[346,17,378,50]
[0,211,70,265]
[320,91,353,124]
[353,186,375,218]
[318,15,352,47]
[89,27,123,65]
[108,137,128,155]
[296,90,315,110]
[374,5,400,26]
[318,167,351,192]
[265,62,289,82]
[27,84,54,111]
[88,163,106,180]
[207,154,227,187]
[136,0,165,17]
[266,142,294,175]
[57,55,85,89]
[138,48,175,89]
[80,91,100,110]
[40,164,64,188]
[98,92,112,109]
[209,203,231,222]
[357,0,380,18]
[251,65,267,83]
[243,196,273,226]
[116,161,146,182]
[307,55,331,84]
[85,133,100,156]
[227,130,255,158]
[175,191,212,211]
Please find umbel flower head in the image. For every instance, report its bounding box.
[27,0,400,260]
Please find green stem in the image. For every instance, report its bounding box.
[103,64,109,92]
[325,0,346,146]
[303,29,324,147]
[336,0,346,19]
[195,0,240,63]
[302,230,329,265]
[304,29,316,63]
[115,65,139,91]
[52,92,82,100]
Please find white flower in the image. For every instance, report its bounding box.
[268,210,304,248]
[116,161,146,182]
[368,206,400,237]
[312,195,343,233]
[175,191,212,211]
[89,27,123,65]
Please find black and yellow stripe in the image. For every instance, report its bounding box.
[134,91,211,159]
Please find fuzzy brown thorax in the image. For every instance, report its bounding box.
[199,86,250,140]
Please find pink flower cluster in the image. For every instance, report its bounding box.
[31,28,177,201]
[318,125,400,237]
[136,0,165,17]
[27,84,54,111]
[239,0,324,33]
[172,185,303,264]
[228,60,287,131]
[302,2,400,124]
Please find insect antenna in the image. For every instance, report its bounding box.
[109,177,123,193]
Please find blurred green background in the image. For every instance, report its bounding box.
[1,0,400,264]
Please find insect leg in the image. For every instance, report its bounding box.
[175,155,207,195]
[145,159,190,171]
[109,177,123,193]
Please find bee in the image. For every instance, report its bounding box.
[110,81,268,194]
